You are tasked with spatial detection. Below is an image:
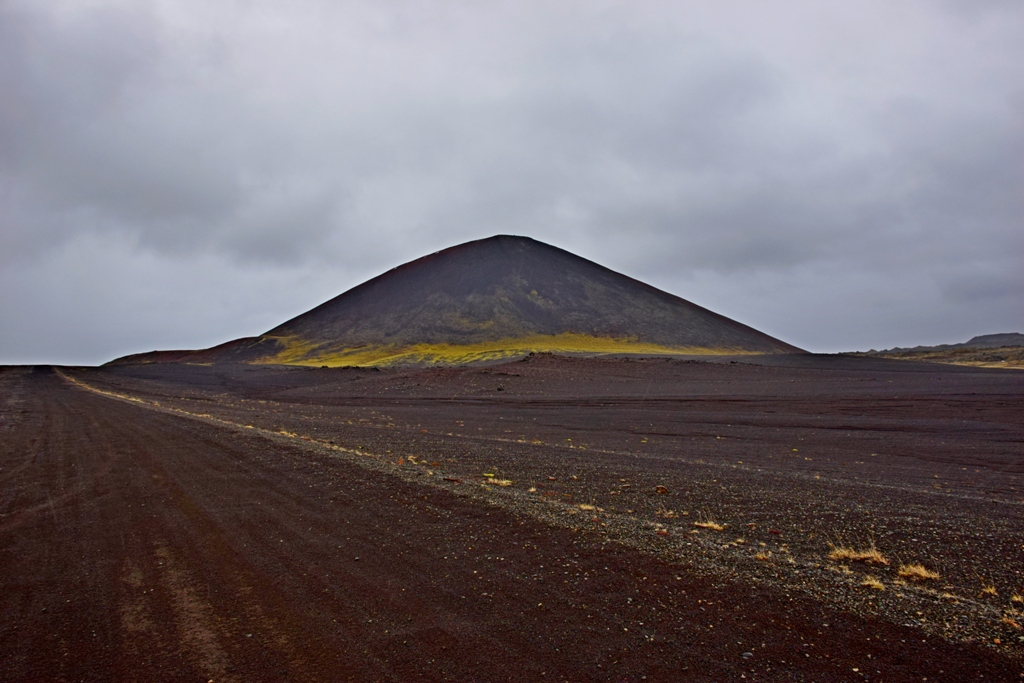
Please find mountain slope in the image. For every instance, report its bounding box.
[111,235,803,366]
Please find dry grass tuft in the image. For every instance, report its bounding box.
[861,576,886,591]
[982,585,999,596]
[1002,617,1022,631]
[754,551,771,561]
[898,563,940,581]
[693,513,726,531]
[828,543,889,566]
[578,504,596,511]
[655,507,678,519]
[1011,594,1023,604]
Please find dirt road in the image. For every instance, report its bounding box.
[1,365,1019,681]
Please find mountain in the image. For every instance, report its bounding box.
[851,332,1024,369]
[109,235,803,367]
[963,333,1024,349]
[861,332,1024,355]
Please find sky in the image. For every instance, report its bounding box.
[2,0,1022,365]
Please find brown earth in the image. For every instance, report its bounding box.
[2,355,1023,681]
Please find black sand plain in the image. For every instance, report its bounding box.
[2,354,1023,681]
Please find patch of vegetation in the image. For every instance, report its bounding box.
[693,515,726,531]
[898,563,940,581]
[262,332,758,367]
[655,506,678,519]
[861,576,886,591]
[828,543,889,566]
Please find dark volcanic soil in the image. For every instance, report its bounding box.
[2,355,1023,681]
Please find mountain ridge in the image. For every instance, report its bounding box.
[850,332,1024,369]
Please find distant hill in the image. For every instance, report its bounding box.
[851,333,1024,369]
[109,235,803,367]
[962,333,1024,348]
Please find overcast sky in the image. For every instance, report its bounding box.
[2,0,1022,365]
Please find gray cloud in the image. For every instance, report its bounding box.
[2,0,1022,363]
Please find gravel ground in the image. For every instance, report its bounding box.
[34,352,1023,681]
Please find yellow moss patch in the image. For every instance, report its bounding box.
[257,335,323,364]
[256,332,761,367]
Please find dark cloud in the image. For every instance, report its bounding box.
[2,0,1022,364]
